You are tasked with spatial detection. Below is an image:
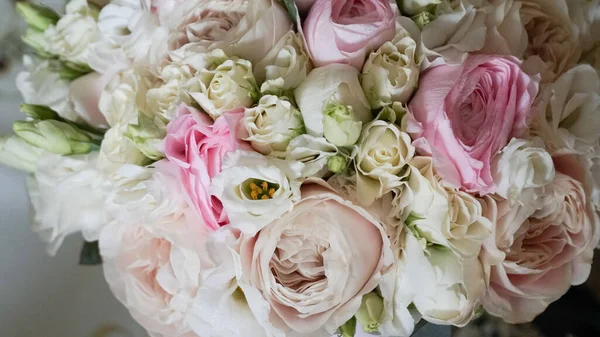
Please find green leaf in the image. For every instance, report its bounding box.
[79,241,102,265]
[281,0,300,26]
[338,316,357,337]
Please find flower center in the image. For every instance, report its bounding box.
[243,179,279,200]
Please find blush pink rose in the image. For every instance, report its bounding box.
[407,55,539,195]
[164,104,245,231]
[480,154,600,323]
[303,0,396,70]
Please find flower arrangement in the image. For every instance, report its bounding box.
[2,0,600,336]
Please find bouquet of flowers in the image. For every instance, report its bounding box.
[2,0,600,336]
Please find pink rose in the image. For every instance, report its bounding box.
[237,179,393,336]
[164,104,245,231]
[303,0,396,70]
[407,55,539,195]
[480,154,600,323]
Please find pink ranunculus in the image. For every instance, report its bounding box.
[303,0,396,70]
[480,153,600,323]
[407,55,539,195]
[164,104,245,231]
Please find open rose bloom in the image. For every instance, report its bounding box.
[3,0,600,336]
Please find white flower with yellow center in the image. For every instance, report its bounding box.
[210,151,303,235]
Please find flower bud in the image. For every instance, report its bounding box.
[20,104,59,120]
[356,292,384,333]
[13,119,96,155]
[339,317,357,337]
[327,155,348,174]
[322,100,362,147]
[0,136,47,173]
[125,113,165,160]
[22,28,53,58]
[16,2,60,31]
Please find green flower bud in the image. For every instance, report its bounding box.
[327,155,348,174]
[125,113,166,160]
[356,292,384,333]
[13,120,96,155]
[16,2,60,31]
[0,136,47,173]
[322,100,362,147]
[20,104,59,120]
[339,317,357,337]
[22,28,54,59]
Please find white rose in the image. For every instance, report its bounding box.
[98,124,148,172]
[253,31,313,89]
[189,228,267,337]
[166,0,248,51]
[45,0,100,65]
[29,152,111,255]
[403,231,485,326]
[190,50,258,119]
[237,180,394,337]
[222,0,292,64]
[421,0,527,66]
[361,26,421,108]
[492,137,555,204]
[99,67,155,126]
[210,150,302,235]
[521,0,582,82]
[0,136,48,173]
[16,56,77,122]
[532,65,600,154]
[285,135,338,178]
[356,120,414,206]
[241,95,304,158]
[146,80,192,122]
[407,157,492,258]
[295,64,371,145]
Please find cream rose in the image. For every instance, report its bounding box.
[190,50,258,119]
[241,95,304,158]
[146,79,193,122]
[210,151,303,235]
[98,124,149,172]
[481,154,600,323]
[237,179,394,337]
[420,0,527,66]
[99,67,154,126]
[45,0,100,65]
[253,31,313,89]
[492,137,555,204]
[532,65,600,155]
[356,120,414,206]
[361,25,421,108]
[521,0,582,82]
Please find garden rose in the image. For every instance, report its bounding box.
[407,54,539,194]
[532,65,600,155]
[303,0,396,70]
[164,104,243,231]
[237,179,394,336]
[521,0,582,82]
[285,135,338,178]
[481,154,600,323]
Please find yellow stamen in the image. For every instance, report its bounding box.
[250,190,259,200]
[250,183,259,191]
[261,195,269,200]
[269,188,275,197]
[261,181,268,191]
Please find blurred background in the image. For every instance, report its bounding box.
[0,0,599,337]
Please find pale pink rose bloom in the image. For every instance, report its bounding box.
[69,72,110,128]
[303,0,396,70]
[100,160,207,337]
[164,104,246,231]
[480,154,600,323]
[237,179,394,336]
[407,55,539,195]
